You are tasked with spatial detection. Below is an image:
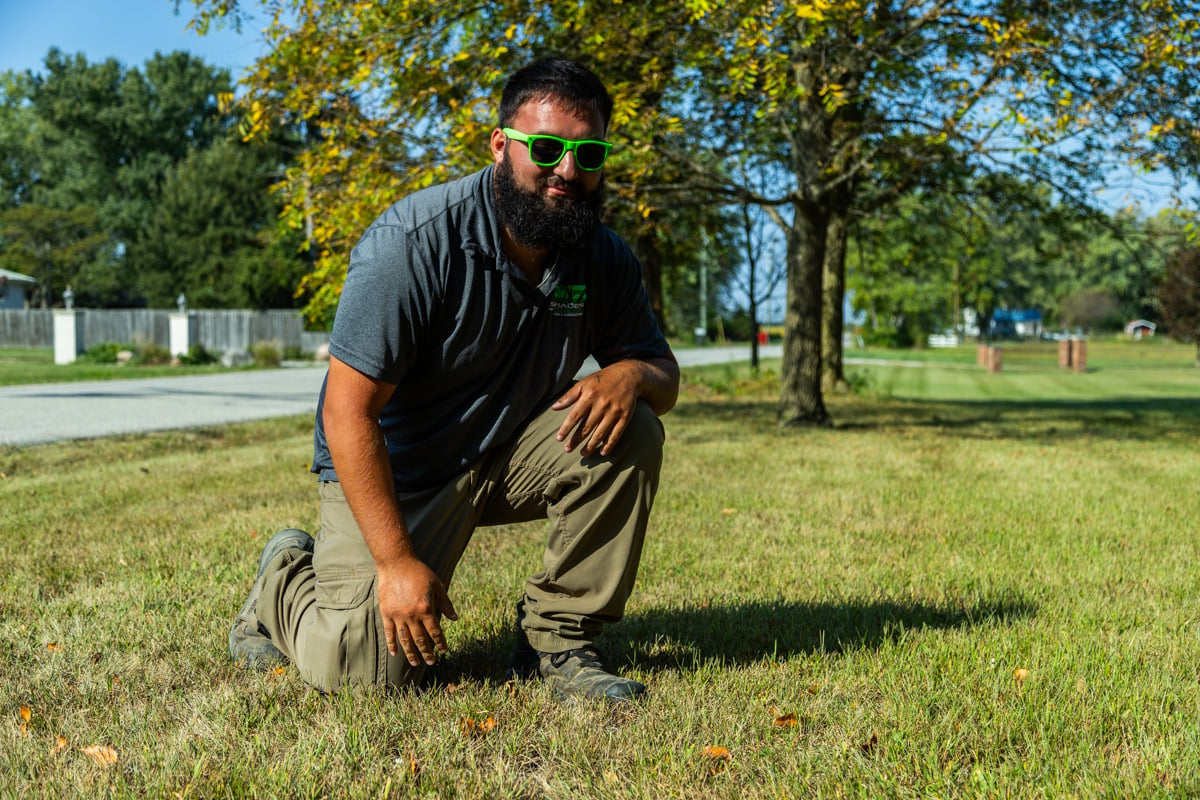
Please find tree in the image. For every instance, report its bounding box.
[1160,247,1200,366]
[138,136,308,308]
[186,0,1200,424]
[1,49,308,308]
[0,204,109,306]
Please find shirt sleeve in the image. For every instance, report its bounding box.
[590,233,671,367]
[328,221,433,384]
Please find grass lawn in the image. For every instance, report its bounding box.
[2,344,1199,797]
[0,347,270,386]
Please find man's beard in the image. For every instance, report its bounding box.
[494,152,605,251]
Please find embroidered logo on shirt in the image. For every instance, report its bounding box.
[548,284,587,317]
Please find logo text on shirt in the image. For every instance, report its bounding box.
[548,284,587,317]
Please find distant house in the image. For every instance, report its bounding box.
[1124,319,1157,339]
[991,308,1043,339]
[0,268,37,310]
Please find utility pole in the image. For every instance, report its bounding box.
[697,230,709,345]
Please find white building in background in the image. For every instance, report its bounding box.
[0,268,37,310]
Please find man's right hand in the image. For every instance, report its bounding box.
[377,555,459,667]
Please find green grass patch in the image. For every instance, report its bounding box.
[3,358,1200,797]
[0,347,270,386]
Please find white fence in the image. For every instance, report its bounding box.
[0,309,328,354]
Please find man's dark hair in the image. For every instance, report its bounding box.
[499,58,613,132]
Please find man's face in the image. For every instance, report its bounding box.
[491,97,606,250]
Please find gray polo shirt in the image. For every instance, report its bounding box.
[311,166,670,492]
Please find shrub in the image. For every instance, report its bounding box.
[251,340,282,367]
[179,343,217,366]
[79,342,128,364]
[283,344,307,362]
[131,342,172,366]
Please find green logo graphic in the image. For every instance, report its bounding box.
[549,284,587,317]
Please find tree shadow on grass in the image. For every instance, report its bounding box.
[433,593,1036,686]
[835,396,1200,442]
[668,395,1200,444]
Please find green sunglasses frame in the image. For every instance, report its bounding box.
[502,127,613,171]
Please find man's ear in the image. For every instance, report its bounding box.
[490,128,507,165]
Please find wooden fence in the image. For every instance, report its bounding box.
[0,309,328,354]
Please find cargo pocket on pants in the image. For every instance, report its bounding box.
[314,570,382,690]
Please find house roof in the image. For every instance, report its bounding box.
[1124,319,1157,333]
[0,268,37,286]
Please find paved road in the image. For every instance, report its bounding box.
[0,345,783,447]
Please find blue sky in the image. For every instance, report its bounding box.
[0,0,263,77]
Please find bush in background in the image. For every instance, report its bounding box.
[251,340,282,367]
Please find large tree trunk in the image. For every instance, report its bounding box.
[821,210,849,393]
[779,203,831,427]
[635,212,667,333]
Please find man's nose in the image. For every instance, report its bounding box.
[554,149,581,180]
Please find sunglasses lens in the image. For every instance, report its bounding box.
[528,137,566,166]
[576,143,607,170]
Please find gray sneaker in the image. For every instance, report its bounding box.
[229,528,313,670]
[536,647,645,702]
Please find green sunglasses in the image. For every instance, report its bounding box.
[502,127,613,171]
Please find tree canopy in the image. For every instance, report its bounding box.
[0,49,307,309]
[187,0,1200,422]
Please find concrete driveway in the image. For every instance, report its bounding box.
[0,344,782,447]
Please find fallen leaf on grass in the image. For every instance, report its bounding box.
[773,712,798,728]
[407,752,420,779]
[721,508,737,515]
[272,666,287,676]
[51,735,68,755]
[46,643,63,653]
[20,723,28,737]
[1013,668,1030,684]
[459,715,497,737]
[81,745,119,767]
[19,706,31,723]
[860,732,878,755]
[702,745,731,775]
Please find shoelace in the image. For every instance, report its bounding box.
[549,647,604,670]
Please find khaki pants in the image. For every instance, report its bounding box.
[255,400,665,692]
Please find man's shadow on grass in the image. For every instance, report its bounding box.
[435,594,1035,685]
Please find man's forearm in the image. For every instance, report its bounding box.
[632,354,680,416]
[324,409,415,568]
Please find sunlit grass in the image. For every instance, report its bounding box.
[3,359,1199,797]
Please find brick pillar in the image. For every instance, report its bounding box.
[1058,339,1072,369]
[987,346,1002,373]
[978,344,991,366]
[1070,339,1087,373]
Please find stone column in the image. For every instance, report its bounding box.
[168,311,198,357]
[53,309,85,365]
[987,346,1002,373]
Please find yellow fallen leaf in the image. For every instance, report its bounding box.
[20,722,29,737]
[1013,668,1030,683]
[19,705,31,722]
[459,715,497,737]
[51,735,68,755]
[81,744,119,767]
[721,508,737,515]
[773,712,798,728]
[272,666,287,676]
[47,643,63,653]
[702,745,731,760]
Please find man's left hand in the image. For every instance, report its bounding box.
[552,362,642,457]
